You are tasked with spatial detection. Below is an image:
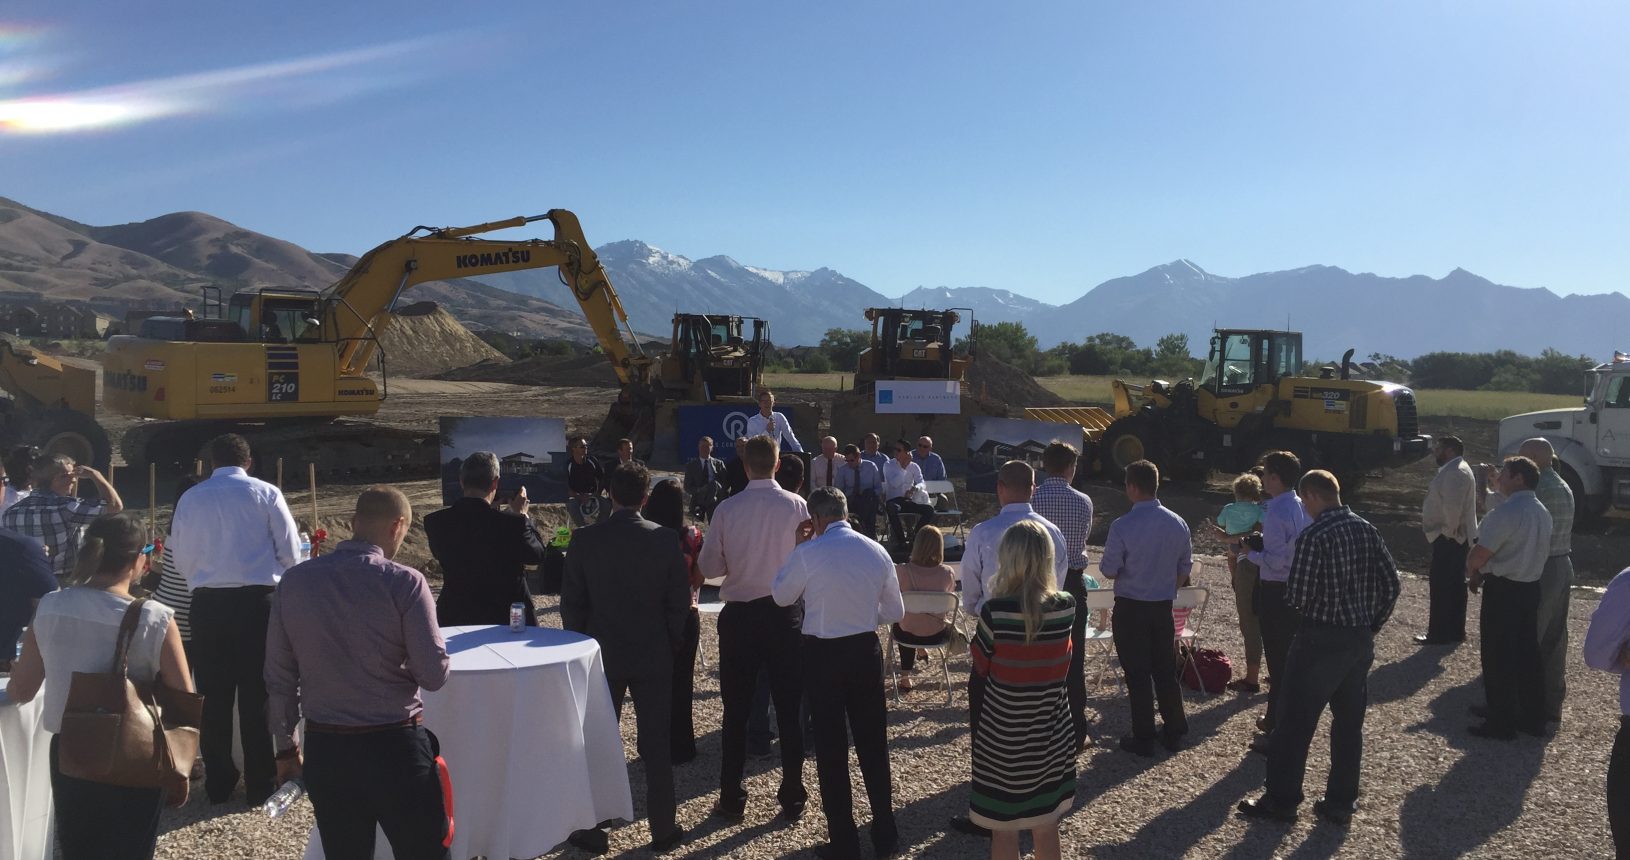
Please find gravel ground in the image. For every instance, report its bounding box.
[148,555,1620,859]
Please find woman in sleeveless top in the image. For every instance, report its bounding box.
[6,513,194,860]
[892,525,957,691]
[969,520,1076,860]
[643,479,705,764]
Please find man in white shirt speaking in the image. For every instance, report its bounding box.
[171,433,301,806]
[774,487,904,859]
[745,388,802,453]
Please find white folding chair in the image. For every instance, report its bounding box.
[884,592,962,706]
[1082,588,1122,691]
[922,479,965,541]
[1172,586,1211,692]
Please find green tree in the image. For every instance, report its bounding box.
[817,328,869,370]
[1155,333,1191,360]
[800,351,833,374]
[968,321,1039,370]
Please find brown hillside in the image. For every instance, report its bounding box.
[92,211,347,287]
[0,201,197,303]
[373,302,509,378]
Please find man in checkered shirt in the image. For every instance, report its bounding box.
[0,454,123,582]
[1031,441,1095,752]
[1240,469,1399,826]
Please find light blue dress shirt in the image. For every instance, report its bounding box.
[1099,499,1193,602]
[773,522,905,637]
[960,503,1069,614]
[1247,491,1311,584]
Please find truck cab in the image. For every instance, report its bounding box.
[1498,356,1630,517]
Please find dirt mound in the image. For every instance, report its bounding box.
[965,355,1065,408]
[375,303,508,378]
[435,351,622,389]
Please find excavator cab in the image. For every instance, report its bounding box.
[1197,330,1302,396]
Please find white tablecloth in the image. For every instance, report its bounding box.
[304,625,632,860]
[0,685,53,860]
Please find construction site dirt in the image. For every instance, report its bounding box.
[101,377,1630,588]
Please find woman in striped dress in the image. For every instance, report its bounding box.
[969,520,1076,860]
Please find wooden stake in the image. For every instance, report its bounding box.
[107,462,115,486]
[308,462,319,556]
[148,462,157,535]
[276,457,284,490]
[194,459,203,477]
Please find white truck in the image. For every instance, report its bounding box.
[1498,355,1630,521]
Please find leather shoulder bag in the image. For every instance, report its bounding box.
[57,597,203,788]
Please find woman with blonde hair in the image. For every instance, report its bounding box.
[7,513,194,859]
[892,525,957,692]
[968,520,1076,860]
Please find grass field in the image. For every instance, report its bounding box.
[765,371,1579,422]
[1033,376,1577,420]
[762,371,852,392]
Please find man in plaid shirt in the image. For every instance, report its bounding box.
[1031,441,1095,752]
[1240,470,1399,826]
[0,454,123,581]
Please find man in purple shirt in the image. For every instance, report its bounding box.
[1585,566,1630,854]
[1236,451,1311,742]
[1100,459,1193,757]
[265,487,452,860]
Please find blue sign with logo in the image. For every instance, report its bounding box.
[676,405,796,461]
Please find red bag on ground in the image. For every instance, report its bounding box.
[1180,646,1232,694]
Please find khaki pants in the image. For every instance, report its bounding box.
[1232,557,1263,671]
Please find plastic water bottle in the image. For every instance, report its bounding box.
[298,532,312,563]
[264,778,306,818]
[510,602,525,632]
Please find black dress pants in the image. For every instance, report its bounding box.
[609,673,679,842]
[1254,580,1301,731]
[1064,568,1090,746]
[718,597,807,807]
[304,725,451,860]
[1264,622,1374,808]
[1112,596,1188,741]
[189,584,276,803]
[671,606,701,761]
[804,632,897,857]
[49,736,165,860]
[893,625,942,672]
[1609,717,1630,856]
[1426,536,1470,641]
[885,498,936,543]
[1480,576,1544,733]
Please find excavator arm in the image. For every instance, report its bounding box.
[321,210,649,383]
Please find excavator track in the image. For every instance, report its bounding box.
[121,419,439,482]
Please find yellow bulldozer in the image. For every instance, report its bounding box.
[0,340,111,470]
[1032,328,1431,488]
[828,307,1006,456]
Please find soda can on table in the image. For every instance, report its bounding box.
[510,602,525,632]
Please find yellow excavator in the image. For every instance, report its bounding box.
[102,210,654,475]
[0,339,111,469]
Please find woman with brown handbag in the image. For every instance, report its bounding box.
[6,513,195,860]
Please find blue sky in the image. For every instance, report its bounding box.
[1,1,1625,305]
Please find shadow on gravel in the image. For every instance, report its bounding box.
[1397,678,1547,859]
[1090,755,1261,858]
[1368,644,1454,707]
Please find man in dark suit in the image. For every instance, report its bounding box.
[563,461,691,854]
[684,436,727,521]
[724,436,751,497]
[425,451,546,627]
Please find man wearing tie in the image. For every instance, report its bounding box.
[810,437,843,492]
[835,445,882,540]
[684,436,727,521]
[746,389,803,453]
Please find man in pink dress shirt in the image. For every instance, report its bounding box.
[699,434,811,823]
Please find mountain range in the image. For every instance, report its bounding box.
[2,195,1624,359]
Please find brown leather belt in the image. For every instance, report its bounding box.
[305,715,421,735]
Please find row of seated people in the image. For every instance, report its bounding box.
[684,433,945,549]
